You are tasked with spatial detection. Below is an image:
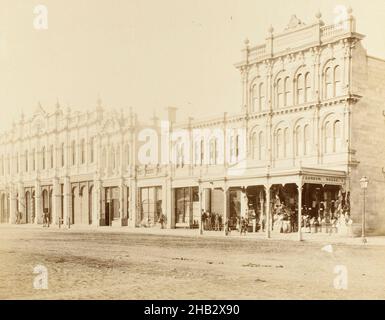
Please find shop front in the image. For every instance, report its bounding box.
[174,187,199,228]
[139,186,162,227]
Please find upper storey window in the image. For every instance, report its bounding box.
[71,140,76,166]
[305,73,311,102]
[80,139,85,164]
[284,77,292,107]
[276,79,284,108]
[41,147,46,170]
[296,74,304,105]
[252,82,266,112]
[61,143,65,167]
[324,65,342,99]
[295,72,312,105]
[49,145,54,169]
[334,66,342,96]
[325,67,333,99]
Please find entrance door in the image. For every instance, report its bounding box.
[105,202,110,226]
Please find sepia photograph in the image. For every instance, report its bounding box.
[0,0,385,309]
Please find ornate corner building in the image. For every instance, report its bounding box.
[1,11,385,236]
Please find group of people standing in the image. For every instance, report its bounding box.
[201,211,223,231]
[200,210,251,235]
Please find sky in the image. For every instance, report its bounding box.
[0,0,384,131]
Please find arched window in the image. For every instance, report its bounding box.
[111,146,115,170]
[50,145,54,168]
[194,141,199,165]
[32,149,36,171]
[25,150,28,172]
[325,67,333,99]
[284,128,289,158]
[16,153,19,173]
[305,73,311,102]
[235,135,240,159]
[276,129,284,159]
[259,131,265,160]
[334,66,342,96]
[284,77,291,107]
[252,84,258,112]
[90,137,95,163]
[325,121,333,153]
[102,147,107,168]
[295,126,302,157]
[304,125,311,155]
[116,146,120,169]
[71,140,76,166]
[333,120,341,152]
[259,83,265,111]
[209,138,217,165]
[297,74,304,104]
[125,144,130,166]
[61,143,65,167]
[200,139,204,165]
[80,139,85,164]
[276,79,283,108]
[42,147,46,170]
[252,132,258,160]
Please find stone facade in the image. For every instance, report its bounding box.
[0,10,384,236]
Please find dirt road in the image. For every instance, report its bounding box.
[0,226,384,299]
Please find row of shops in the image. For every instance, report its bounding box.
[0,168,353,237]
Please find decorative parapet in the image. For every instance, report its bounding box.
[235,11,364,69]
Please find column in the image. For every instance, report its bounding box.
[92,178,101,227]
[119,179,126,226]
[223,187,229,236]
[34,180,41,224]
[198,185,203,235]
[63,176,71,228]
[297,182,303,242]
[9,186,17,224]
[166,180,175,229]
[130,179,137,228]
[52,178,60,226]
[265,184,271,239]
[240,189,248,218]
[18,183,25,224]
[259,189,265,233]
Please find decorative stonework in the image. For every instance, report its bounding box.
[285,15,305,30]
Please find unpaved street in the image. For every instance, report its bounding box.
[1,225,385,299]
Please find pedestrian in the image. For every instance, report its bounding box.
[214,213,219,231]
[159,214,165,229]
